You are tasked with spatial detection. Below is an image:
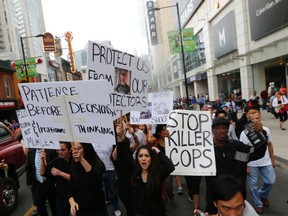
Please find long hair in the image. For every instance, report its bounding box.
[132,145,160,191]
[153,124,166,139]
[72,143,105,173]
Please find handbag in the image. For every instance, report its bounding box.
[281,96,288,111]
[284,104,288,112]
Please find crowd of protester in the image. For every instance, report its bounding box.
[1,83,286,216]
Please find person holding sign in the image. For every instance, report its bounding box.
[205,117,268,215]
[112,123,138,216]
[131,145,175,216]
[115,68,131,95]
[148,124,175,202]
[40,142,72,216]
[113,124,174,216]
[68,142,107,216]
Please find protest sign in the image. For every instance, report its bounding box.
[166,110,216,176]
[18,80,115,144]
[130,91,174,124]
[87,41,149,111]
[16,109,60,149]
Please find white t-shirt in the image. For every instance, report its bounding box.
[92,143,114,171]
[243,200,259,216]
[239,126,272,167]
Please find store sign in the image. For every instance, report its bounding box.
[0,99,16,109]
[180,0,203,28]
[248,0,288,40]
[147,1,158,45]
[213,11,237,58]
[42,32,56,52]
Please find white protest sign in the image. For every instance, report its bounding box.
[87,41,149,111]
[130,91,174,124]
[16,109,60,149]
[166,110,216,176]
[18,80,116,144]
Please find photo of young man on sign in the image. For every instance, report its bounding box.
[114,67,131,95]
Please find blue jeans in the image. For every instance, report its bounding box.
[247,165,276,208]
[103,170,120,211]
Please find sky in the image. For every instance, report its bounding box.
[41,0,148,56]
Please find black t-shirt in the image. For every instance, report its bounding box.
[45,157,72,199]
[69,163,106,214]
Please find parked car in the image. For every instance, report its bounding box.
[0,122,26,213]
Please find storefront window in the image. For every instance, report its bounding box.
[4,78,11,97]
[217,71,241,99]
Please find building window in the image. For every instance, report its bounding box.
[185,30,206,71]
[4,78,11,97]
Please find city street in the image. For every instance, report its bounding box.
[11,110,288,216]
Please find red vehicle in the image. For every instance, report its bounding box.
[0,122,26,213]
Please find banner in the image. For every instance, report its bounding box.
[16,58,37,79]
[166,110,216,176]
[18,80,115,144]
[16,109,60,149]
[168,28,195,54]
[130,91,174,124]
[87,41,149,112]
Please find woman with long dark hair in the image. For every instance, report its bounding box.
[131,145,175,216]
[113,122,174,216]
[68,142,107,216]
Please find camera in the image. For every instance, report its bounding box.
[244,121,267,148]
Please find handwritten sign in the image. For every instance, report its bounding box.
[130,91,174,124]
[166,110,216,176]
[18,80,115,144]
[87,41,149,111]
[16,109,60,149]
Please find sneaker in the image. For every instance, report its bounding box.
[114,210,121,216]
[31,206,39,215]
[177,187,183,195]
[105,200,111,205]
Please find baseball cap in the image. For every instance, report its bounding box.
[212,117,230,129]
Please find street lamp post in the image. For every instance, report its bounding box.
[20,34,44,82]
[150,3,190,106]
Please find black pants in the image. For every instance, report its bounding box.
[33,180,56,216]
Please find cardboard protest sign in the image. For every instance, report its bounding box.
[166,110,216,176]
[130,91,174,124]
[18,80,115,144]
[16,109,60,149]
[87,41,149,111]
